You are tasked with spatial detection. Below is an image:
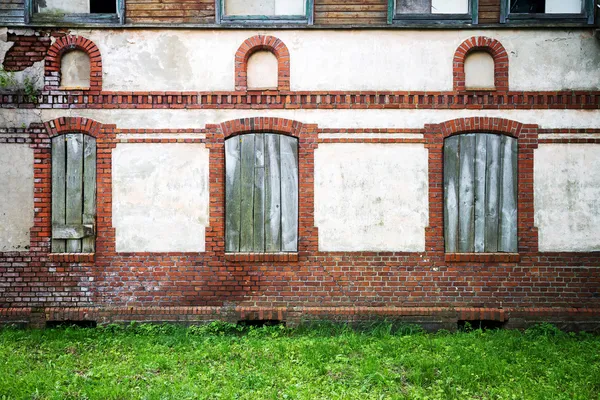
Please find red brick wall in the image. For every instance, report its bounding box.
[1,34,600,329]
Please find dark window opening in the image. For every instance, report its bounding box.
[238,320,285,328]
[90,0,117,14]
[46,320,98,329]
[510,0,545,13]
[458,320,505,331]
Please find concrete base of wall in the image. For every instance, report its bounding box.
[2,306,599,333]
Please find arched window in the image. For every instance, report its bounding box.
[464,51,495,90]
[51,133,96,253]
[225,133,298,253]
[247,51,279,90]
[444,133,517,253]
[60,50,91,89]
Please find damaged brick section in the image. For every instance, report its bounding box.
[3,30,68,72]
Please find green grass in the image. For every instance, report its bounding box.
[0,322,599,400]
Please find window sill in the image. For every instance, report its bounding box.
[445,253,520,263]
[225,253,298,262]
[49,253,95,263]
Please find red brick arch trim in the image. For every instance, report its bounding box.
[235,35,290,92]
[423,117,539,265]
[453,36,509,92]
[220,117,303,139]
[45,35,102,91]
[438,117,523,139]
[44,117,103,138]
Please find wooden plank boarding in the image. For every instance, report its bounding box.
[280,135,298,252]
[498,136,518,252]
[239,134,255,252]
[82,135,96,253]
[51,136,67,253]
[474,134,487,252]
[253,134,265,251]
[458,134,476,253]
[225,137,242,252]
[264,134,282,252]
[65,134,84,253]
[443,135,459,253]
[485,134,501,252]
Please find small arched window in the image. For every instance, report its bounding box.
[51,133,96,253]
[464,51,495,90]
[60,50,91,89]
[444,133,517,253]
[247,51,279,90]
[225,133,298,253]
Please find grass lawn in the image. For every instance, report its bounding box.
[0,322,599,400]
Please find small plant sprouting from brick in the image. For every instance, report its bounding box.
[0,67,40,103]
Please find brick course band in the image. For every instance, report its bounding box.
[2,90,599,110]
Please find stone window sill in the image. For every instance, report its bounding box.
[225,253,298,262]
[49,253,95,263]
[445,253,520,263]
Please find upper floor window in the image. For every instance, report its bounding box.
[218,0,314,24]
[389,0,478,24]
[501,0,594,24]
[28,0,123,24]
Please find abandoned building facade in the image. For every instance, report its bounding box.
[0,0,599,329]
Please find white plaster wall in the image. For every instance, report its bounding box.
[0,144,34,252]
[63,29,600,92]
[535,144,600,252]
[247,51,278,89]
[112,143,209,252]
[315,143,429,252]
[465,51,495,89]
[3,108,599,130]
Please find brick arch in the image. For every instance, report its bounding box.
[235,35,290,92]
[45,35,102,91]
[44,117,103,138]
[453,36,509,92]
[438,117,523,139]
[220,117,303,139]
[423,116,539,264]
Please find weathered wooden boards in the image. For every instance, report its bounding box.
[444,133,517,253]
[51,134,96,253]
[225,133,298,253]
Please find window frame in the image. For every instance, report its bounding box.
[500,0,595,24]
[25,0,125,25]
[387,0,478,25]
[216,0,314,25]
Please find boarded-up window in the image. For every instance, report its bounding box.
[60,50,91,89]
[396,0,469,14]
[224,0,306,16]
[225,133,298,253]
[444,133,517,253]
[52,134,96,253]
